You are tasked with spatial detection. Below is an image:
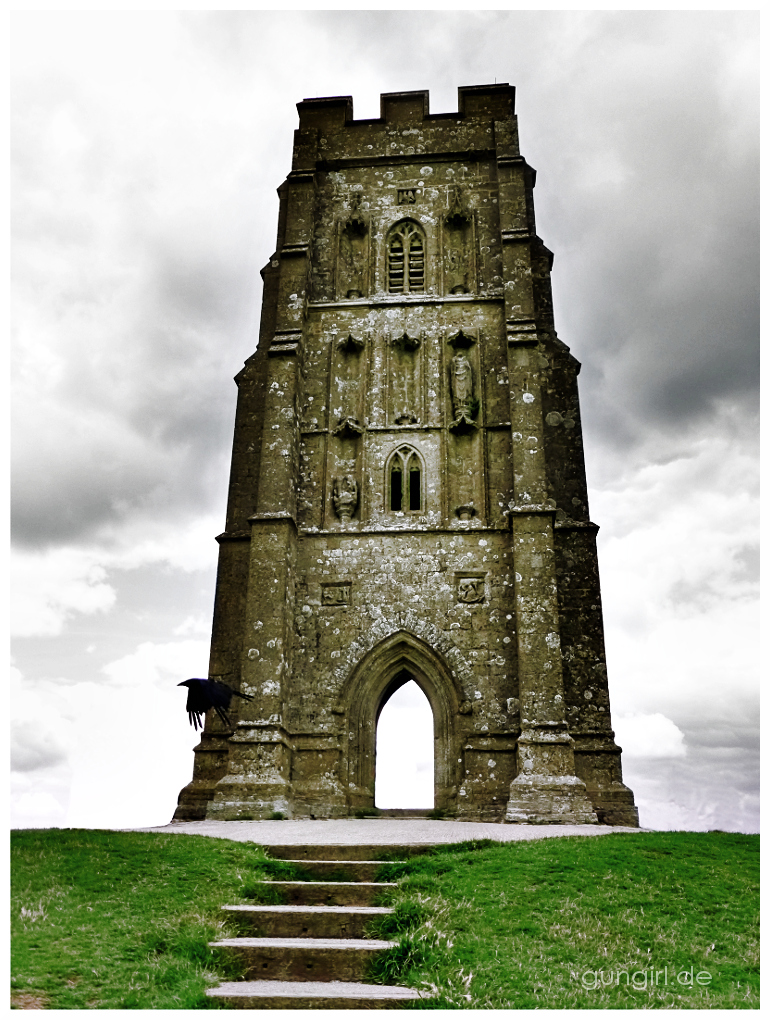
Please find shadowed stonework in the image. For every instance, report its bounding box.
[174,85,638,827]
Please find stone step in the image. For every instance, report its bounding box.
[209,936,396,983]
[255,880,396,906]
[205,979,423,1009]
[222,903,392,939]
[278,859,399,882]
[266,843,432,862]
[375,808,434,818]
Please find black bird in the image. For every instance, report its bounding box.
[178,678,253,731]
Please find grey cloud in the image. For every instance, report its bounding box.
[11,723,70,773]
[628,748,759,831]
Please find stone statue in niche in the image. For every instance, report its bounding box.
[447,329,478,430]
[332,475,359,520]
[339,195,367,299]
[450,351,474,421]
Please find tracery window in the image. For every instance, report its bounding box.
[388,221,425,294]
[388,446,422,512]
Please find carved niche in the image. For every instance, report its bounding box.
[332,331,368,436]
[338,194,368,300]
[443,188,474,295]
[389,330,422,426]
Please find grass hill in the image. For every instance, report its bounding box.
[11,828,758,1009]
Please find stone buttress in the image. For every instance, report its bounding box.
[174,85,638,826]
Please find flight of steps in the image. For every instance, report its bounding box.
[206,842,432,1009]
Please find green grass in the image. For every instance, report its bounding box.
[367,832,759,1009]
[10,829,271,1009]
[11,829,758,1009]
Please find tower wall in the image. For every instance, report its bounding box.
[174,85,638,826]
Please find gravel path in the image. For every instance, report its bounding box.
[128,818,642,845]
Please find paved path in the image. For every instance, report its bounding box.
[130,818,642,845]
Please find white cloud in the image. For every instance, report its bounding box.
[613,714,686,759]
[595,424,758,719]
[10,643,210,830]
[100,637,210,689]
[10,549,116,637]
[11,666,75,827]
[173,615,211,637]
[11,787,69,830]
[10,516,221,637]
[63,638,208,828]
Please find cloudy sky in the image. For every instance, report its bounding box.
[11,10,758,832]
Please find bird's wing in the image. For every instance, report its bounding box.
[188,710,204,731]
[184,680,213,715]
[199,678,236,710]
[181,678,250,731]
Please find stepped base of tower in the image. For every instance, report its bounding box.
[173,781,218,822]
[583,784,639,827]
[504,774,599,825]
[173,782,640,826]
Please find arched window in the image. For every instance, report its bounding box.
[388,221,425,294]
[388,446,422,512]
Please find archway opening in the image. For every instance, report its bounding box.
[375,677,434,809]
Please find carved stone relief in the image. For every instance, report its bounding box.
[457,577,485,603]
[322,583,351,606]
[332,475,359,520]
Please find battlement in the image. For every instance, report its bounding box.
[296,84,516,132]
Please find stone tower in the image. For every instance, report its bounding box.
[174,85,638,826]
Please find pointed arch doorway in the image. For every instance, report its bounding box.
[375,674,434,809]
[342,631,462,814]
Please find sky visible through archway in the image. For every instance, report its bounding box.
[375,680,434,809]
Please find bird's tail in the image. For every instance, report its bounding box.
[214,706,234,729]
